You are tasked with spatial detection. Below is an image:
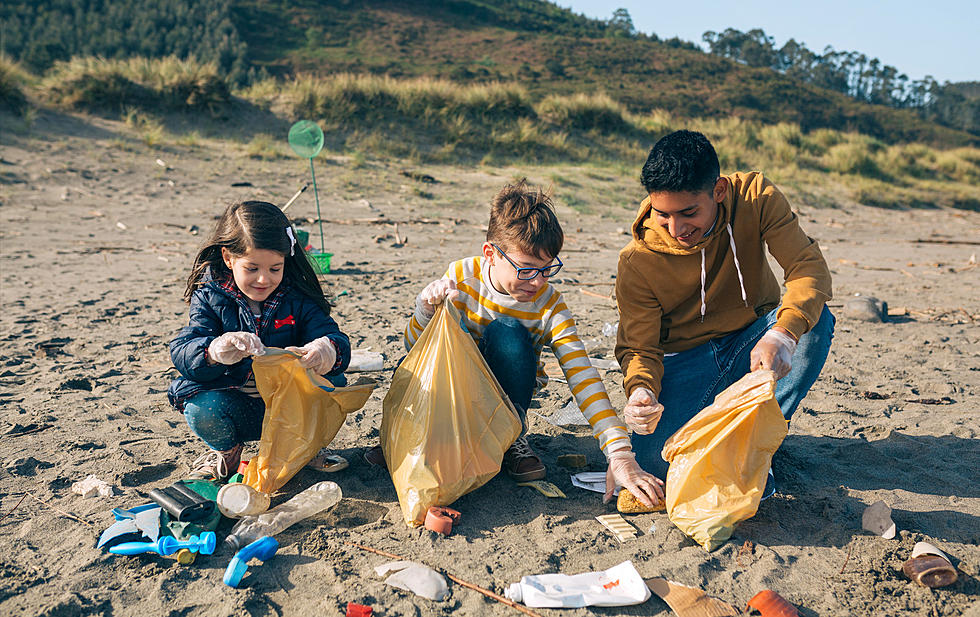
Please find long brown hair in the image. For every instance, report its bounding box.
[183,200,331,316]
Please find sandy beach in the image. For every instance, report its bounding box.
[1,109,978,616]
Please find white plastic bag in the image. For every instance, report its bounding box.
[504,561,650,608]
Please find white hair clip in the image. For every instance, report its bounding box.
[285,226,296,256]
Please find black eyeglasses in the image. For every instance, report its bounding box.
[491,243,563,280]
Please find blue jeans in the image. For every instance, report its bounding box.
[183,390,265,451]
[478,317,537,435]
[632,306,836,479]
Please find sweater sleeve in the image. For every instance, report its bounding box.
[614,251,666,398]
[750,175,833,340]
[545,296,631,457]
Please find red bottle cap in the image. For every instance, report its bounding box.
[346,602,372,617]
[424,506,461,536]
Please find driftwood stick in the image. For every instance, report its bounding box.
[27,494,96,529]
[344,541,545,617]
[281,183,309,212]
[0,493,28,525]
[580,288,614,301]
[914,238,980,246]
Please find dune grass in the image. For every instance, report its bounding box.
[0,56,32,115]
[11,57,980,210]
[39,56,231,116]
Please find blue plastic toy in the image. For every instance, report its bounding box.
[223,536,279,588]
[109,531,217,556]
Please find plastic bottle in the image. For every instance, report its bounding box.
[217,483,271,518]
[226,481,342,549]
[503,561,650,608]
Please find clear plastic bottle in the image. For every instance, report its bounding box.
[226,481,342,550]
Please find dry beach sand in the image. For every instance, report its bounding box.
[1,109,979,616]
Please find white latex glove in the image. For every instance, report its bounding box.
[285,337,337,374]
[623,387,664,435]
[416,278,459,319]
[750,327,797,379]
[207,332,265,365]
[604,450,665,506]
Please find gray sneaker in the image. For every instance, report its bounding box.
[187,444,243,482]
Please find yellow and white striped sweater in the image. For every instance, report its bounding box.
[404,256,630,458]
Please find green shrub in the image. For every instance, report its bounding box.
[824,142,882,177]
[535,92,631,132]
[0,57,32,115]
[40,56,230,115]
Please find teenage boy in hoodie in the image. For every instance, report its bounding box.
[615,130,835,495]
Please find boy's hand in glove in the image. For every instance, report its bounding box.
[623,387,664,435]
[207,332,265,365]
[286,337,337,375]
[750,327,797,379]
[416,278,459,319]
[604,450,665,506]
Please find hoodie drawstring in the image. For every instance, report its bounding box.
[699,223,749,323]
[727,223,749,307]
[699,249,707,323]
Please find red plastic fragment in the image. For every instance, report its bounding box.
[346,602,373,617]
[424,506,461,536]
[746,590,799,617]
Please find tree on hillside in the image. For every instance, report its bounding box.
[607,8,636,37]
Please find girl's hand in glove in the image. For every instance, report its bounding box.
[750,327,797,379]
[416,278,459,318]
[286,337,337,375]
[623,387,664,435]
[207,332,265,365]
[604,450,665,507]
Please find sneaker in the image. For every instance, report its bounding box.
[363,445,387,469]
[187,444,243,482]
[306,448,349,472]
[503,436,546,482]
[760,469,776,501]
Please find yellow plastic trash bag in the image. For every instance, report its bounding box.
[243,348,376,494]
[381,302,523,526]
[661,370,786,551]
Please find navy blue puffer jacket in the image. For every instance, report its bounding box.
[168,280,350,410]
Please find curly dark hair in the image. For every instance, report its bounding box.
[640,130,720,194]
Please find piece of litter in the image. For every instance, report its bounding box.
[601,321,618,337]
[115,221,127,231]
[541,399,589,426]
[506,561,650,608]
[375,560,449,601]
[596,514,637,543]
[155,159,167,168]
[556,454,587,469]
[72,474,113,498]
[646,578,738,616]
[648,521,657,534]
[571,471,619,496]
[861,500,896,539]
[517,480,566,498]
[589,357,621,371]
[348,350,384,372]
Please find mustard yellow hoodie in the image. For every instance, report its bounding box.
[615,171,832,397]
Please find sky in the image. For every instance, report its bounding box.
[560,0,979,84]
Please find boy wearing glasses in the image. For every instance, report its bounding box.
[405,180,664,507]
[616,130,835,496]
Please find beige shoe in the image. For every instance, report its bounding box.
[187,444,243,482]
